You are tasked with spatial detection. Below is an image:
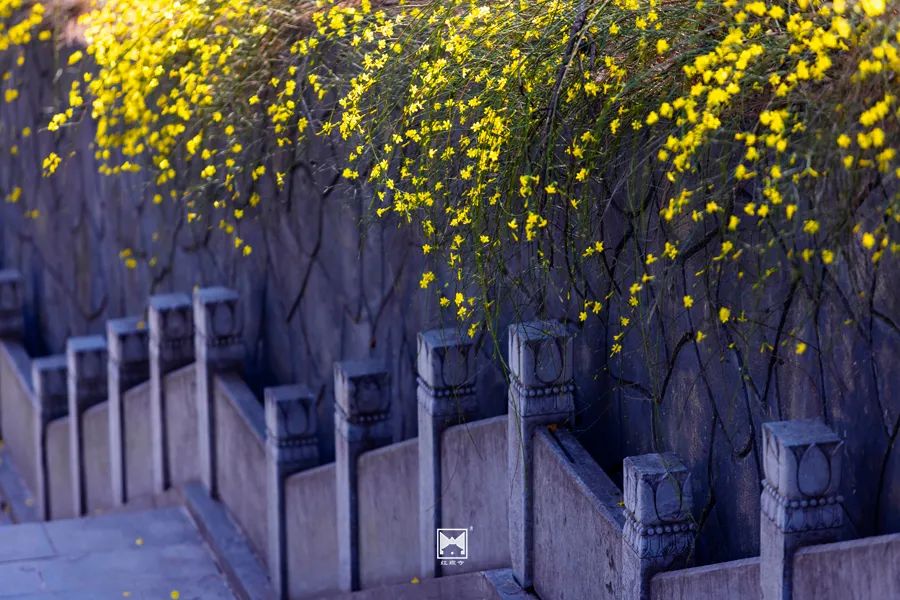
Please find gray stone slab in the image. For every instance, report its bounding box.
[45,417,73,520]
[792,532,900,600]
[164,364,200,486]
[123,381,154,502]
[285,462,339,599]
[324,568,537,599]
[358,438,418,589]
[441,416,510,574]
[0,506,235,599]
[650,557,760,600]
[214,373,267,559]
[532,428,624,600]
[0,341,38,496]
[0,522,54,563]
[42,506,203,555]
[181,482,273,600]
[10,576,233,600]
[0,543,221,596]
[81,402,113,514]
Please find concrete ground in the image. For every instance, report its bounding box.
[0,507,235,599]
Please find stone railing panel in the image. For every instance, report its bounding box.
[285,463,339,598]
[214,372,267,560]
[650,557,760,600]
[792,532,900,600]
[440,415,510,573]
[163,363,200,487]
[122,380,154,505]
[358,438,419,589]
[0,341,36,496]
[533,428,624,600]
[46,416,73,520]
[82,401,113,513]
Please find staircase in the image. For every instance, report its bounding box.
[0,507,235,598]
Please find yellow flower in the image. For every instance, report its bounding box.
[859,0,885,16]
[419,271,435,289]
[42,152,61,177]
[656,39,669,55]
[802,220,820,235]
[719,306,731,323]
[683,295,694,308]
[795,342,807,355]
[861,232,876,249]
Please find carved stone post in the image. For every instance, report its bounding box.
[32,355,67,520]
[417,328,478,578]
[621,452,695,599]
[760,419,843,600]
[194,287,243,497]
[67,335,108,516]
[265,385,319,600]
[508,320,574,588]
[334,360,392,592]
[107,317,149,507]
[0,269,24,340]
[148,293,194,494]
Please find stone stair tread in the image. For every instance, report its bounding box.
[0,507,235,598]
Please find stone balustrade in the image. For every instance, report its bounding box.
[0,267,885,600]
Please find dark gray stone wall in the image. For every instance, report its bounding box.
[0,39,897,567]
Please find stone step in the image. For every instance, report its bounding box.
[0,506,236,599]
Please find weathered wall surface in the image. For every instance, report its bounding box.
[0,39,898,565]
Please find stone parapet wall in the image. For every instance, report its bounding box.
[0,273,896,599]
